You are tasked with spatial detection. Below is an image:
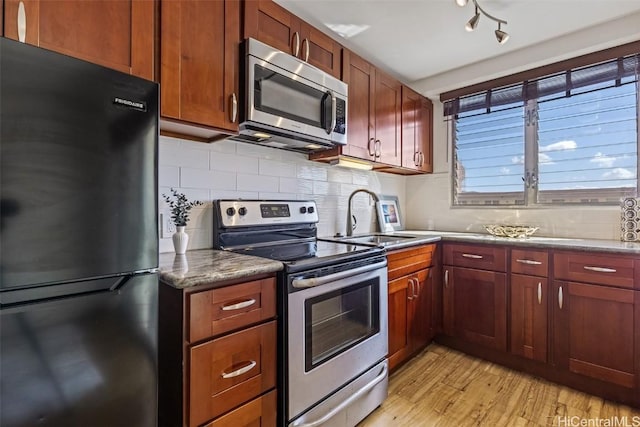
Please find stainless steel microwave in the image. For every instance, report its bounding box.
[231,38,348,154]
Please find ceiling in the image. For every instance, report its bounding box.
[275,0,640,92]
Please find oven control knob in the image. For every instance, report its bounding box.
[226,207,236,216]
[300,206,307,214]
[307,206,315,214]
[238,207,248,216]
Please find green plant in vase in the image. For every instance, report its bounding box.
[162,188,204,254]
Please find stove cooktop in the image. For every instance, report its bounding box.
[229,239,385,273]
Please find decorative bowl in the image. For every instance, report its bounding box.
[483,224,539,239]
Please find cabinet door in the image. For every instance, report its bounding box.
[387,274,410,371]
[244,0,300,57]
[409,268,432,353]
[374,70,402,166]
[401,87,432,172]
[203,390,276,427]
[552,281,639,389]
[446,266,507,351]
[418,97,434,173]
[4,0,154,79]
[299,21,341,78]
[161,0,240,132]
[342,49,375,161]
[511,274,548,362]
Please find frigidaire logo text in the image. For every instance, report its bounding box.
[113,97,146,112]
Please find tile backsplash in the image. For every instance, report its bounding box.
[158,136,406,253]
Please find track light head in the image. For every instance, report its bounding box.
[465,8,480,31]
[455,0,468,6]
[495,23,509,44]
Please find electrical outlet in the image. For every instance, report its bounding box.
[160,213,176,238]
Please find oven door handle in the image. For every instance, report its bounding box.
[292,361,388,427]
[291,260,387,288]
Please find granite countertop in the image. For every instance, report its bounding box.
[391,230,640,255]
[158,249,284,289]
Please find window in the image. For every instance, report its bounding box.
[447,55,639,206]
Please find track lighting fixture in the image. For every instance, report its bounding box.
[465,7,480,31]
[456,0,509,44]
[495,22,509,44]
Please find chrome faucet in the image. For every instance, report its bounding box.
[346,189,380,236]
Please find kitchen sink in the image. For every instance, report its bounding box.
[338,233,419,246]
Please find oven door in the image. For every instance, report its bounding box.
[287,259,388,421]
[246,51,347,145]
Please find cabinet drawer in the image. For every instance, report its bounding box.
[203,390,276,427]
[554,252,634,289]
[189,277,276,342]
[190,321,277,427]
[444,244,507,272]
[387,244,435,281]
[511,249,548,277]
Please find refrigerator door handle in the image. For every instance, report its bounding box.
[109,275,132,292]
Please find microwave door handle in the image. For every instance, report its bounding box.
[329,92,337,135]
[322,90,335,135]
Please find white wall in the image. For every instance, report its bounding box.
[158,136,406,253]
[402,14,640,241]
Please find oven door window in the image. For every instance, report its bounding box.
[254,64,332,132]
[304,279,380,371]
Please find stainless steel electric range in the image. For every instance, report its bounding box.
[213,200,388,427]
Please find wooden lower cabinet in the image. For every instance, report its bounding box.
[387,244,435,371]
[552,280,640,389]
[443,266,507,351]
[159,275,277,427]
[203,391,276,427]
[511,274,548,362]
[388,268,431,370]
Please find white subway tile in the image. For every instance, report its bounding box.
[280,177,313,194]
[210,190,258,200]
[327,168,353,184]
[237,173,279,192]
[159,166,180,188]
[260,192,298,200]
[181,168,236,190]
[313,180,341,196]
[210,151,259,174]
[298,164,328,181]
[259,158,297,177]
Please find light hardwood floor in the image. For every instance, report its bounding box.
[360,344,640,427]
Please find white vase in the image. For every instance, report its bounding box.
[172,226,189,254]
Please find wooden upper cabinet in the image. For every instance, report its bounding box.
[374,70,402,166]
[3,0,155,80]
[341,49,375,160]
[401,86,433,172]
[161,0,240,134]
[244,0,341,78]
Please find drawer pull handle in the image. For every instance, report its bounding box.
[537,282,542,305]
[516,259,542,265]
[221,299,256,311]
[583,266,617,273]
[462,253,483,259]
[17,1,27,42]
[221,360,257,379]
[558,286,563,310]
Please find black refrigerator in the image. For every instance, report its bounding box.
[0,39,159,426]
